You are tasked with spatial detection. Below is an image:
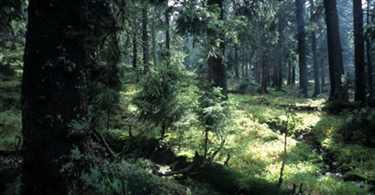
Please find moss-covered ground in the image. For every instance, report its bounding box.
[1,75,375,194]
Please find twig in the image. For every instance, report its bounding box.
[93,128,116,160]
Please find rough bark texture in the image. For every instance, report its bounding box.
[207,0,227,98]
[324,0,349,102]
[310,0,321,97]
[353,0,366,106]
[22,0,95,194]
[296,0,308,97]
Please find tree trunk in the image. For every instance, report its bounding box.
[275,19,284,90]
[259,53,269,94]
[142,6,149,71]
[152,9,158,67]
[353,0,367,106]
[255,50,261,83]
[165,8,171,67]
[22,0,95,193]
[207,0,227,98]
[366,0,374,96]
[324,0,349,102]
[234,45,240,80]
[296,0,308,97]
[310,0,321,97]
[321,57,326,92]
[132,17,138,68]
[287,63,292,85]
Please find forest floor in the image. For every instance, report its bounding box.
[1,74,375,194]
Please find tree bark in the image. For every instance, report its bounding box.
[22,0,95,193]
[353,0,367,106]
[296,0,308,97]
[207,0,227,98]
[324,0,349,102]
[234,45,240,80]
[366,0,374,96]
[152,9,158,67]
[133,17,138,68]
[259,53,269,94]
[310,0,321,97]
[142,6,150,71]
[165,7,171,67]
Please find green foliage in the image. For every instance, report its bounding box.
[0,80,21,111]
[191,163,290,195]
[0,110,21,150]
[319,108,375,146]
[197,87,233,158]
[133,64,192,137]
[233,79,260,95]
[99,161,189,194]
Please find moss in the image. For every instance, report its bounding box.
[191,163,290,194]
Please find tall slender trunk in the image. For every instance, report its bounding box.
[321,57,326,92]
[275,19,284,90]
[142,6,149,71]
[152,9,158,67]
[296,0,308,97]
[353,0,367,106]
[259,53,268,94]
[165,8,171,66]
[234,45,240,80]
[324,0,349,102]
[255,50,261,83]
[367,0,374,96]
[310,0,321,97]
[132,18,138,68]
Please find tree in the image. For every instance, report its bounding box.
[22,0,98,193]
[143,6,150,71]
[353,0,367,106]
[323,0,349,102]
[207,0,228,98]
[366,0,374,96]
[296,0,308,97]
[309,0,321,97]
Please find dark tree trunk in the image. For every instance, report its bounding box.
[234,45,240,80]
[275,19,284,90]
[165,7,171,66]
[292,66,296,84]
[287,63,292,85]
[152,10,158,67]
[22,0,94,193]
[259,53,268,94]
[207,0,227,98]
[310,0,321,97]
[324,0,349,102]
[296,0,308,97]
[353,0,367,106]
[366,0,374,96]
[255,50,261,83]
[142,6,149,71]
[321,57,326,92]
[132,17,138,68]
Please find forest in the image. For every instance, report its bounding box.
[1,0,375,194]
